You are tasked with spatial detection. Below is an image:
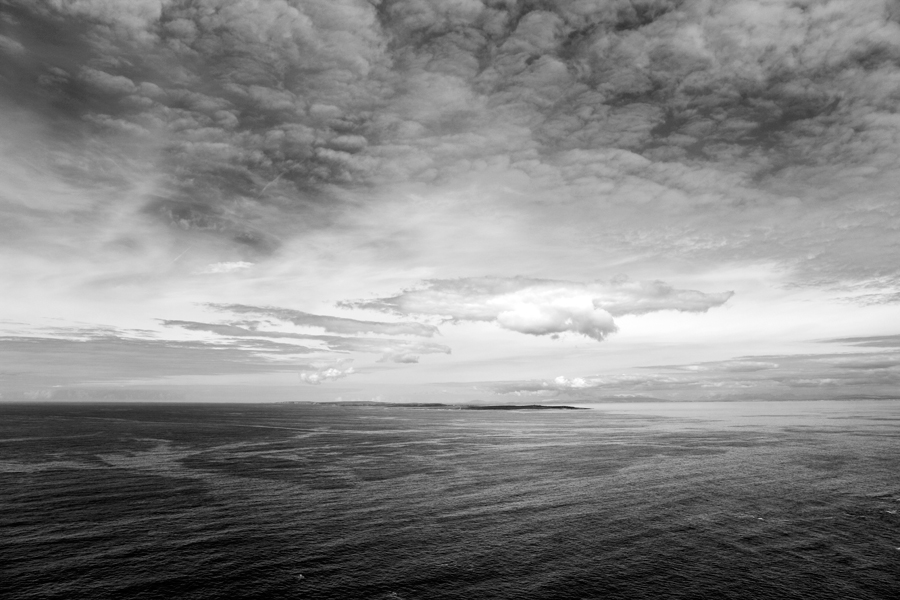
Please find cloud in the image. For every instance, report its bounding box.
[196,261,253,274]
[492,371,699,399]
[340,276,732,340]
[0,33,25,55]
[492,341,900,402]
[821,334,900,348]
[0,334,305,388]
[381,352,422,364]
[3,0,900,291]
[160,319,451,362]
[0,312,448,390]
[299,359,354,385]
[161,319,297,339]
[208,303,439,337]
[3,0,900,395]
[553,375,592,389]
[43,0,171,30]
[821,356,900,370]
[839,292,900,305]
[671,360,779,373]
[717,361,779,373]
[0,0,390,256]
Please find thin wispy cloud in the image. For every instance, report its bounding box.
[492,334,900,402]
[208,303,440,337]
[821,334,900,348]
[160,318,451,364]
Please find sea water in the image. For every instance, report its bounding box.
[1,401,898,599]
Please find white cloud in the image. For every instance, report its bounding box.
[197,261,253,274]
[342,276,732,341]
[299,359,355,385]
[553,375,592,389]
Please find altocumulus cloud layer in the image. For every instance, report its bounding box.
[1,0,900,396]
[3,0,900,276]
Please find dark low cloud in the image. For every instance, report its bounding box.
[0,0,389,253]
[340,276,732,340]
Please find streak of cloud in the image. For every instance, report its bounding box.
[492,337,900,402]
[160,319,451,362]
[208,303,439,337]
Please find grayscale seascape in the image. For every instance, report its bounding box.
[3,401,898,599]
[4,1,900,598]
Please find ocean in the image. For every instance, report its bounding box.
[1,400,898,599]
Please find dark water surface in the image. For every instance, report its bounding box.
[2,401,899,599]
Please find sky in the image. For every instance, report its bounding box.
[2,0,900,403]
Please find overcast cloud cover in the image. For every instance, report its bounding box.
[2,0,900,401]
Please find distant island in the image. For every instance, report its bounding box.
[299,402,587,411]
